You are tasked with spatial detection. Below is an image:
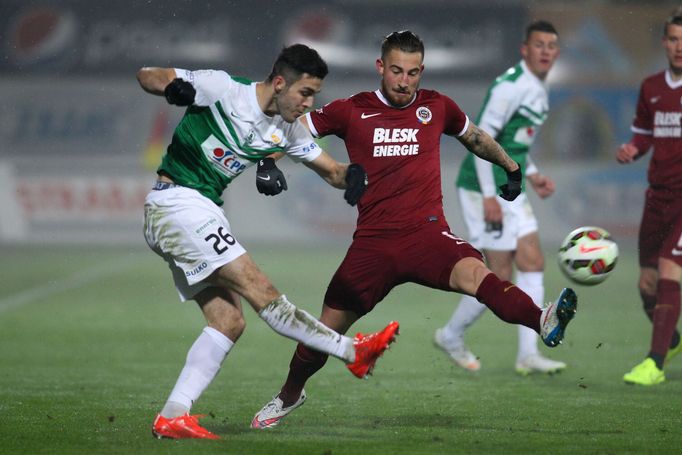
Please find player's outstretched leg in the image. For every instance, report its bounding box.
[258,296,400,375]
[251,390,308,429]
[152,414,220,440]
[346,321,400,378]
[540,288,577,347]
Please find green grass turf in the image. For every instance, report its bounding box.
[0,244,681,454]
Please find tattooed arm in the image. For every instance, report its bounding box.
[457,122,519,173]
[457,122,522,201]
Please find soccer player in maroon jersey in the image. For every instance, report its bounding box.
[251,31,577,428]
[620,9,682,386]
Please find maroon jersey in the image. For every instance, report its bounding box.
[306,89,469,232]
[631,70,682,191]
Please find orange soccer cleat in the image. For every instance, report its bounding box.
[347,321,400,378]
[152,413,220,440]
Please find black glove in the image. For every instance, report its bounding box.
[164,78,196,106]
[498,163,522,201]
[344,163,367,206]
[256,158,288,196]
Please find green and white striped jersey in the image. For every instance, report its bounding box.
[158,69,322,205]
[456,60,548,196]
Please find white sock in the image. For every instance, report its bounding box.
[516,271,544,360]
[440,295,487,347]
[258,295,355,363]
[161,326,233,418]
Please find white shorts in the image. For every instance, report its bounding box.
[457,188,537,251]
[143,186,246,301]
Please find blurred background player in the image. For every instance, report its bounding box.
[137,44,398,440]
[435,21,563,375]
[251,30,577,429]
[619,9,682,386]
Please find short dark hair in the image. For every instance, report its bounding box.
[381,30,424,60]
[664,7,682,36]
[267,44,328,84]
[524,20,558,42]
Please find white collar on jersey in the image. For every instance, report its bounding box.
[248,82,274,120]
[374,89,418,109]
[665,69,682,90]
[520,60,548,89]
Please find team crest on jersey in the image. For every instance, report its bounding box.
[244,129,256,146]
[416,106,432,125]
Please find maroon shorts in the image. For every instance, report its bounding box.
[324,220,484,316]
[639,187,682,268]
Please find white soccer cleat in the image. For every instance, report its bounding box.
[434,328,481,371]
[250,390,307,429]
[515,354,567,376]
[540,288,577,347]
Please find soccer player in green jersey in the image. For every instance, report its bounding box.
[137,44,398,440]
[435,21,564,375]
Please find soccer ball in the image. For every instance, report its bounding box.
[557,226,619,286]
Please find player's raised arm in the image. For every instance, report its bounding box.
[137,67,196,106]
[137,67,176,95]
[457,122,522,201]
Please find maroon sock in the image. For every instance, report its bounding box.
[475,273,541,332]
[640,289,657,322]
[642,288,680,349]
[649,279,681,359]
[279,344,329,406]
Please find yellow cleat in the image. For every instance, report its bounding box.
[665,341,682,366]
[623,358,665,386]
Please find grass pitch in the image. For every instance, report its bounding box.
[1,244,681,454]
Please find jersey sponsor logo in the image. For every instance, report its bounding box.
[201,135,248,178]
[257,175,271,181]
[361,112,381,119]
[653,111,682,138]
[185,261,208,277]
[373,128,418,143]
[265,125,284,145]
[654,111,681,125]
[244,129,256,146]
[372,128,420,157]
[513,126,536,146]
[373,144,420,157]
[416,106,432,125]
[650,96,661,104]
[302,142,318,154]
[195,217,218,235]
